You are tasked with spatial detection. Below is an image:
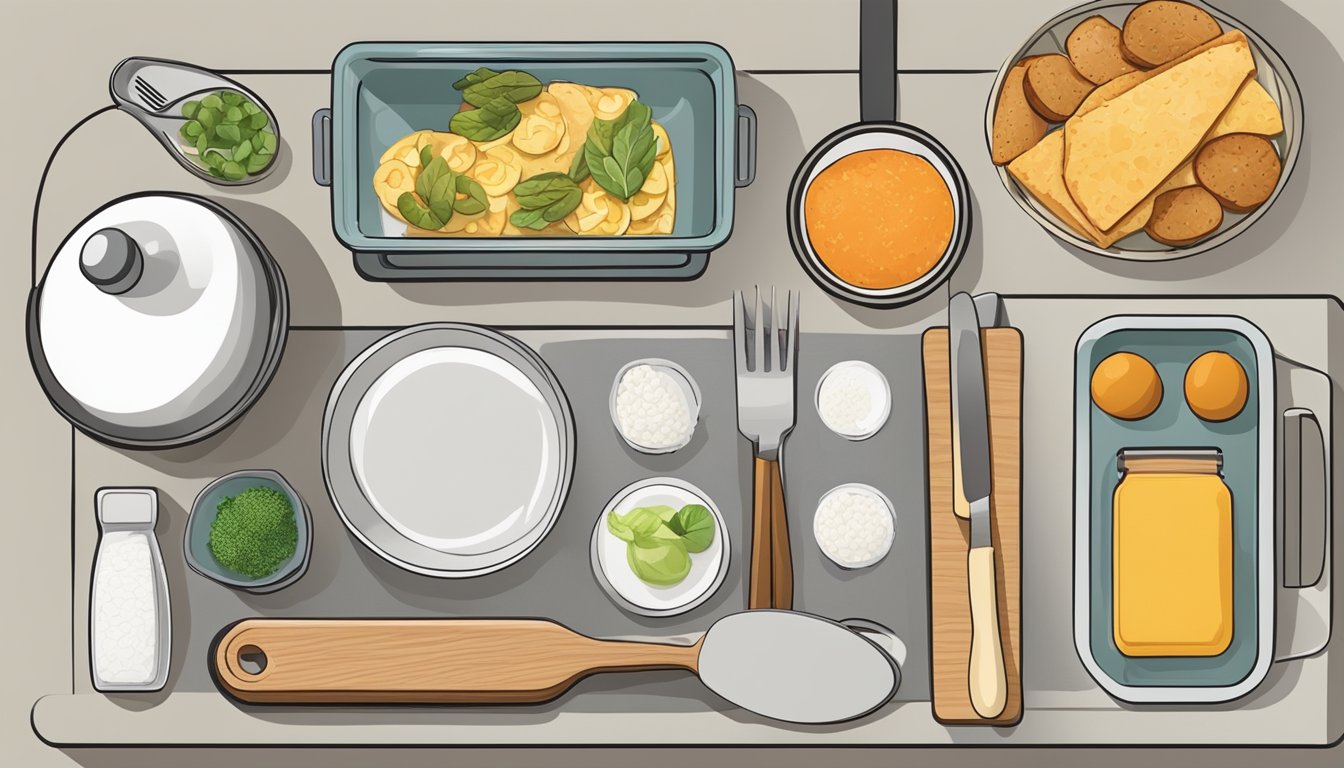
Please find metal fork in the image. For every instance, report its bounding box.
[733,287,800,609]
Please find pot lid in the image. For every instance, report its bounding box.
[30,194,287,448]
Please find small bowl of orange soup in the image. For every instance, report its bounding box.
[788,123,970,307]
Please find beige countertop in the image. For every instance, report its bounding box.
[5,0,1344,765]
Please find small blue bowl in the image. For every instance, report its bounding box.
[185,470,311,593]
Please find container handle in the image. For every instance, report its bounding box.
[312,108,332,187]
[735,104,757,188]
[1276,399,1333,662]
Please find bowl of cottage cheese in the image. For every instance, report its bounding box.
[610,358,702,454]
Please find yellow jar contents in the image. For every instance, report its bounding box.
[1112,450,1232,657]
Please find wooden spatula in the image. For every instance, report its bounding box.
[212,612,897,723]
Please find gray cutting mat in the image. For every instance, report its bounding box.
[72,327,928,714]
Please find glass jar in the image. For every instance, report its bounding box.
[1112,448,1232,657]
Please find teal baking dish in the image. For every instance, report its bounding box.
[318,42,753,279]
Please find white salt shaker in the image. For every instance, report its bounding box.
[91,488,171,692]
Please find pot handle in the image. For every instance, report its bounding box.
[735,105,757,188]
[1275,364,1333,662]
[312,108,332,187]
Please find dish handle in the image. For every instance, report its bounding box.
[735,105,757,188]
[1275,363,1333,662]
[312,108,332,187]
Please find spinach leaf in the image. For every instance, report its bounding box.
[449,97,522,141]
[397,192,445,231]
[452,67,500,91]
[510,172,582,229]
[666,504,715,553]
[584,101,657,201]
[462,70,543,108]
[626,538,692,586]
[454,175,489,215]
[568,144,591,182]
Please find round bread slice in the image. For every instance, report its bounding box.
[1121,1,1222,68]
[991,61,1049,165]
[1023,54,1096,122]
[1145,185,1224,246]
[1068,16,1141,85]
[1194,133,1282,212]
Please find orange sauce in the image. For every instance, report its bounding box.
[804,149,954,290]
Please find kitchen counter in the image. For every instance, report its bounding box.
[5,0,1344,765]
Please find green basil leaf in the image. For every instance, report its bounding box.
[232,140,252,162]
[200,94,223,110]
[667,504,715,553]
[568,144,591,182]
[259,130,277,155]
[242,101,261,116]
[197,107,218,130]
[462,70,543,108]
[245,152,272,174]
[626,538,692,586]
[584,101,657,201]
[509,208,552,230]
[426,173,458,222]
[397,191,445,230]
[181,100,200,119]
[449,97,521,142]
[415,156,451,202]
[224,105,244,124]
[221,161,247,181]
[453,175,489,215]
[220,90,243,107]
[248,111,269,130]
[514,172,581,210]
[215,123,241,144]
[452,67,501,90]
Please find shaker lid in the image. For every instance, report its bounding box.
[30,194,285,446]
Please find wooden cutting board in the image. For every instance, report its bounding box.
[922,328,1023,726]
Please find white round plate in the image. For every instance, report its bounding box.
[323,323,574,578]
[591,478,729,617]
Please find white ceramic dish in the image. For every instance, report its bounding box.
[323,323,574,578]
[608,358,703,454]
[813,483,897,570]
[985,0,1303,261]
[591,478,729,617]
[813,360,891,441]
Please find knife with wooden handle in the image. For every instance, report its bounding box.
[950,292,1007,719]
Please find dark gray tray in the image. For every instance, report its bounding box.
[91,327,930,715]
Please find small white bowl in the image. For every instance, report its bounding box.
[813,483,897,570]
[591,477,729,617]
[609,358,702,454]
[814,360,891,441]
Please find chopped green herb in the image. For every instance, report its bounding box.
[178,89,276,180]
[208,486,298,579]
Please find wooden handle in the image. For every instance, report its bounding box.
[967,547,1007,718]
[749,457,774,609]
[768,459,793,609]
[212,618,702,704]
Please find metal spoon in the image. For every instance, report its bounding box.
[213,610,898,724]
[110,56,280,186]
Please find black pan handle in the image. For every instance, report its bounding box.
[859,0,898,122]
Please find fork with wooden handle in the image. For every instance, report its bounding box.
[733,288,799,609]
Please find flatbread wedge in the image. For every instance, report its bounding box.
[1064,40,1255,230]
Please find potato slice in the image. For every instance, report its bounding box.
[414,132,476,173]
[512,92,566,155]
[373,159,416,219]
[380,131,431,167]
[471,145,523,197]
[629,189,667,220]
[628,188,675,235]
[565,182,632,235]
[591,87,638,121]
[639,160,669,196]
[652,121,672,159]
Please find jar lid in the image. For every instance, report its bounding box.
[30,194,287,447]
